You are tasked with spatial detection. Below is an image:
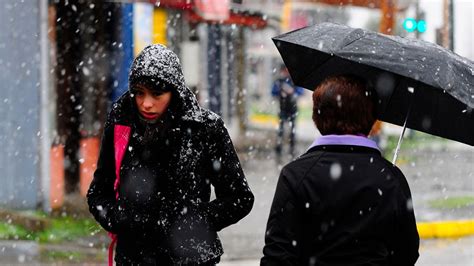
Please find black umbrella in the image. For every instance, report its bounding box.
[272,22,474,155]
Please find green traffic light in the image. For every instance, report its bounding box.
[403,18,417,32]
[417,20,427,33]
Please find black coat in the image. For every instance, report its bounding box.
[261,145,419,266]
[87,45,254,265]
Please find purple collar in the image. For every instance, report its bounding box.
[308,134,380,151]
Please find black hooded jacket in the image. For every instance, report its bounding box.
[261,145,419,266]
[87,44,254,265]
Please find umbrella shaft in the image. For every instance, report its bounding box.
[392,119,408,165]
[392,92,414,164]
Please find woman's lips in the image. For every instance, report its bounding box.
[141,111,159,119]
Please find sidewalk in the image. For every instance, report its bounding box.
[220,259,259,266]
[1,237,472,265]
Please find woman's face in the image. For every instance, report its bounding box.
[133,84,172,121]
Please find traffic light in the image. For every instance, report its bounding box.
[403,18,417,32]
[417,20,427,33]
[402,18,426,33]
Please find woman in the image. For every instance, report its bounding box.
[87,44,254,265]
[261,75,419,265]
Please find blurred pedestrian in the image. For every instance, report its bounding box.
[87,44,254,265]
[261,75,419,265]
[272,64,304,158]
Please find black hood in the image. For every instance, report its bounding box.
[129,44,185,93]
[109,44,214,125]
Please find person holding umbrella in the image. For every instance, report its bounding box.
[272,23,473,150]
[261,75,419,265]
[87,44,254,265]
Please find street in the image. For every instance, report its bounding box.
[218,236,474,265]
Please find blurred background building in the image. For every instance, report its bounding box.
[0,0,471,212]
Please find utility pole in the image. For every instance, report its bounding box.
[40,0,51,212]
[442,0,454,50]
[415,0,420,39]
[236,26,247,135]
[380,0,396,34]
[448,0,454,50]
[207,24,222,115]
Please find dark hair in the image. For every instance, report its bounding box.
[312,75,377,136]
[130,77,172,94]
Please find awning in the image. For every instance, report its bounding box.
[187,9,267,29]
[149,0,268,28]
[293,0,411,11]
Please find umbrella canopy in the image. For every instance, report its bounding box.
[273,22,474,146]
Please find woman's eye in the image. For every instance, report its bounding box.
[152,92,163,97]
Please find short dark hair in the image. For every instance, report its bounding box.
[312,75,377,136]
[130,77,172,94]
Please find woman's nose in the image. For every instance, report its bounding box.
[143,95,153,108]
